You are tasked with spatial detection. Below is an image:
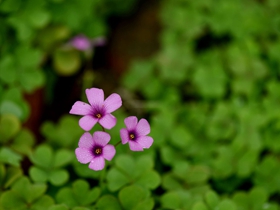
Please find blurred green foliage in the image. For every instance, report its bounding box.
[1,0,280,209]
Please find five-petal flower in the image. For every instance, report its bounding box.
[120,116,153,151]
[69,88,122,131]
[75,131,116,171]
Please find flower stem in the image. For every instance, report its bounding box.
[114,140,122,147]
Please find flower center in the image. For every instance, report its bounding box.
[95,113,102,118]
[129,133,135,140]
[94,147,102,155]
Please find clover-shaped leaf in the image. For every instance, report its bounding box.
[48,204,69,210]
[29,144,73,185]
[160,190,193,209]
[56,179,100,208]
[118,185,154,210]
[0,176,54,210]
[107,155,160,192]
[95,195,122,210]
[233,187,269,209]
[253,155,280,194]
[0,147,22,167]
[41,115,83,148]
[11,128,35,156]
[0,114,21,143]
[0,164,22,190]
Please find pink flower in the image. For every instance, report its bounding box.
[120,116,153,151]
[75,132,116,171]
[70,35,92,51]
[69,88,122,131]
[70,35,107,51]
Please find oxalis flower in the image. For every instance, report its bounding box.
[75,131,116,171]
[70,88,122,131]
[120,116,153,151]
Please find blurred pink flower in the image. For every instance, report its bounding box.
[75,132,116,171]
[69,87,122,131]
[120,116,153,151]
[70,35,106,51]
[71,35,92,51]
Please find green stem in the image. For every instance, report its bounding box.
[114,140,122,147]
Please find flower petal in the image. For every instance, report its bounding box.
[120,128,129,144]
[99,114,116,129]
[124,116,138,130]
[137,136,153,149]
[93,131,111,146]
[78,132,93,148]
[135,119,150,136]
[102,145,116,161]
[86,88,104,107]
[69,101,92,115]
[128,141,144,151]
[75,148,93,164]
[89,156,105,171]
[104,93,122,113]
[79,115,98,131]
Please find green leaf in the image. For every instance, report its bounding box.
[135,170,161,190]
[48,204,69,210]
[30,145,53,168]
[11,129,35,155]
[1,87,30,121]
[15,45,42,68]
[53,149,73,168]
[216,199,237,210]
[41,115,83,148]
[170,125,193,148]
[0,147,22,167]
[162,173,183,190]
[0,164,5,187]
[32,195,54,210]
[56,180,100,208]
[49,169,69,186]
[205,191,219,209]
[160,190,193,209]
[56,187,77,207]
[232,192,249,209]
[185,165,210,185]
[118,185,147,210]
[236,150,258,177]
[0,113,21,143]
[192,202,209,210]
[107,168,130,192]
[115,154,135,174]
[160,191,182,209]
[0,55,17,84]
[26,9,50,28]
[72,180,100,206]
[12,177,47,203]
[249,187,268,209]
[20,69,45,93]
[53,49,81,76]
[133,198,154,210]
[122,60,154,91]
[95,195,122,210]
[0,191,26,210]
[0,0,21,12]
[29,166,48,183]
[3,166,23,189]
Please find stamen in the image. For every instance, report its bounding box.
[129,134,135,140]
[96,113,102,118]
[95,148,102,155]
